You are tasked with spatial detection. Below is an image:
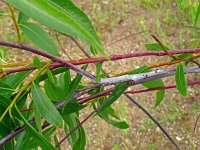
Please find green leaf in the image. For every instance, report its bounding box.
[143,79,164,88]
[2,140,14,150]
[177,53,193,59]
[63,113,79,145]
[31,82,63,127]
[19,22,60,56]
[0,9,5,16]
[0,94,27,129]
[72,127,86,150]
[98,83,129,113]
[0,82,14,97]
[42,126,56,141]
[59,69,71,93]
[18,11,29,23]
[98,103,129,129]
[62,102,86,115]
[175,63,187,96]
[44,79,66,102]
[33,56,41,69]
[129,65,149,75]
[96,62,103,82]
[145,43,169,51]
[143,79,165,107]
[18,127,56,150]
[1,70,32,88]
[49,0,102,55]
[112,121,129,129]
[16,131,31,150]
[54,135,61,150]
[15,105,57,150]
[33,104,42,133]
[39,67,69,82]
[194,3,200,26]
[155,90,165,107]
[8,0,107,57]
[46,68,56,84]
[64,65,88,105]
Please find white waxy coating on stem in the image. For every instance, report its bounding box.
[100,66,200,85]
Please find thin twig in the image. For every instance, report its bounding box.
[1,47,200,77]
[151,34,176,59]
[68,35,91,58]
[125,94,181,150]
[151,35,200,67]
[7,3,21,43]
[55,32,72,60]
[194,113,200,132]
[107,29,156,46]
[0,40,96,83]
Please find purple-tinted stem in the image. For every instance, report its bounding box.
[2,47,200,75]
[0,40,96,82]
[79,80,200,104]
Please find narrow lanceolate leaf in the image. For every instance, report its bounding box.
[129,65,149,75]
[96,62,103,82]
[63,113,79,145]
[33,104,42,133]
[0,82,14,96]
[54,135,61,150]
[64,65,88,105]
[18,11,29,23]
[155,89,165,107]
[33,56,41,70]
[62,102,86,115]
[19,22,60,56]
[98,83,129,113]
[48,0,102,55]
[44,79,66,102]
[143,79,165,107]
[7,0,107,57]
[1,70,32,88]
[175,63,187,96]
[59,69,71,93]
[15,106,57,150]
[31,82,63,127]
[72,127,86,150]
[97,101,129,129]
[194,3,200,26]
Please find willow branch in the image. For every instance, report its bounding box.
[0,40,96,82]
[1,47,200,77]
[100,66,200,85]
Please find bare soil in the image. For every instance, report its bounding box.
[1,1,200,150]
